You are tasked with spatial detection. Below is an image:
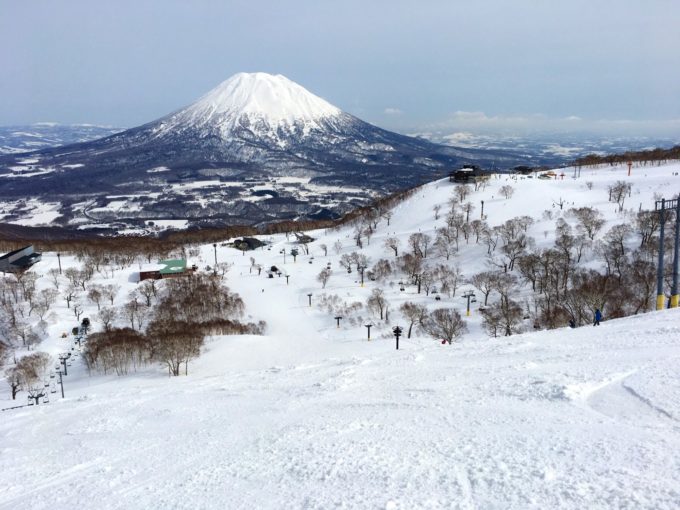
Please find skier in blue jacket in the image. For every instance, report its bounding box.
[593,308,602,326]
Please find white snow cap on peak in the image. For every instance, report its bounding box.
[187,72,342,125]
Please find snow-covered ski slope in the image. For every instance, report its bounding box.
[1,161,680,509]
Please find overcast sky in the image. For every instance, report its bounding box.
[1,0,679,136]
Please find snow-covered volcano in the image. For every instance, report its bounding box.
[0,72,520,229]
[155,72,342,138]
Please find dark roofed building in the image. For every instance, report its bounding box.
[139,259,189,282]
[0,245,42,273]
[449,165,486,183]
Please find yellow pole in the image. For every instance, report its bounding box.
[671,294,679,308]
[656,294,666,311]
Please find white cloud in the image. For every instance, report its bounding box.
[384,107,403,115]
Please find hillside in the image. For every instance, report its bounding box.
[1,161,679,508]
[0,73,522,232]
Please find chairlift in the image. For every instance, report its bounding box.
[28,399,34,406]
[50,373,55,379]
[43,395,50,404]
[51,388,57,394]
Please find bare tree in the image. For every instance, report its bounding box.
[609,181,632,212]
[499,185,515,199]
[101,284,120,306]
[72,301,84,321]
[215,262,232,278]
[433,227,457,260]
[16,352,52,404]
[408,233,429,258]
[454,184,472,202]
[433,264,462,297]
[471,270,498,306]
[469,219,487,243]
[569,206,605,240]
[481,298,523,337]
[98,307,116,332]
[424,308,468,344]
[400,302,428,338]
[5,366,22,400]
[137,280,157,307]
[371,259,393,281]
[398,253,423,282]
[384,237,400,257]
[87,285,103,311]
[47,268,61,290]
[35,288,58,320]
[317,268,332,289]
[462,202,475,223]
[367,288,388,320]
[63,283,79,309]
[433,204,442,220]
[148,326,203,376]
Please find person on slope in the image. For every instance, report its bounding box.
[593,308,602,326]
[568,318,576,329]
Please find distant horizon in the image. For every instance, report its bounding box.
[1,70,678,139]
[2,1,679,137]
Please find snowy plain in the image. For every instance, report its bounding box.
[1,161,680,509]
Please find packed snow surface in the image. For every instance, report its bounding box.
[1,162,680,509]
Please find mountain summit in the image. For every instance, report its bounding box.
[159,72,342,135]
[151,73,346,147]
[0,73,518,230]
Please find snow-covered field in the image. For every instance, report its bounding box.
[1,161,680,509]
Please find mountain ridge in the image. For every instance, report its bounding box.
[0,73,522,231]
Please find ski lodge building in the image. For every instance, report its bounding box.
[0,245,42,273]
